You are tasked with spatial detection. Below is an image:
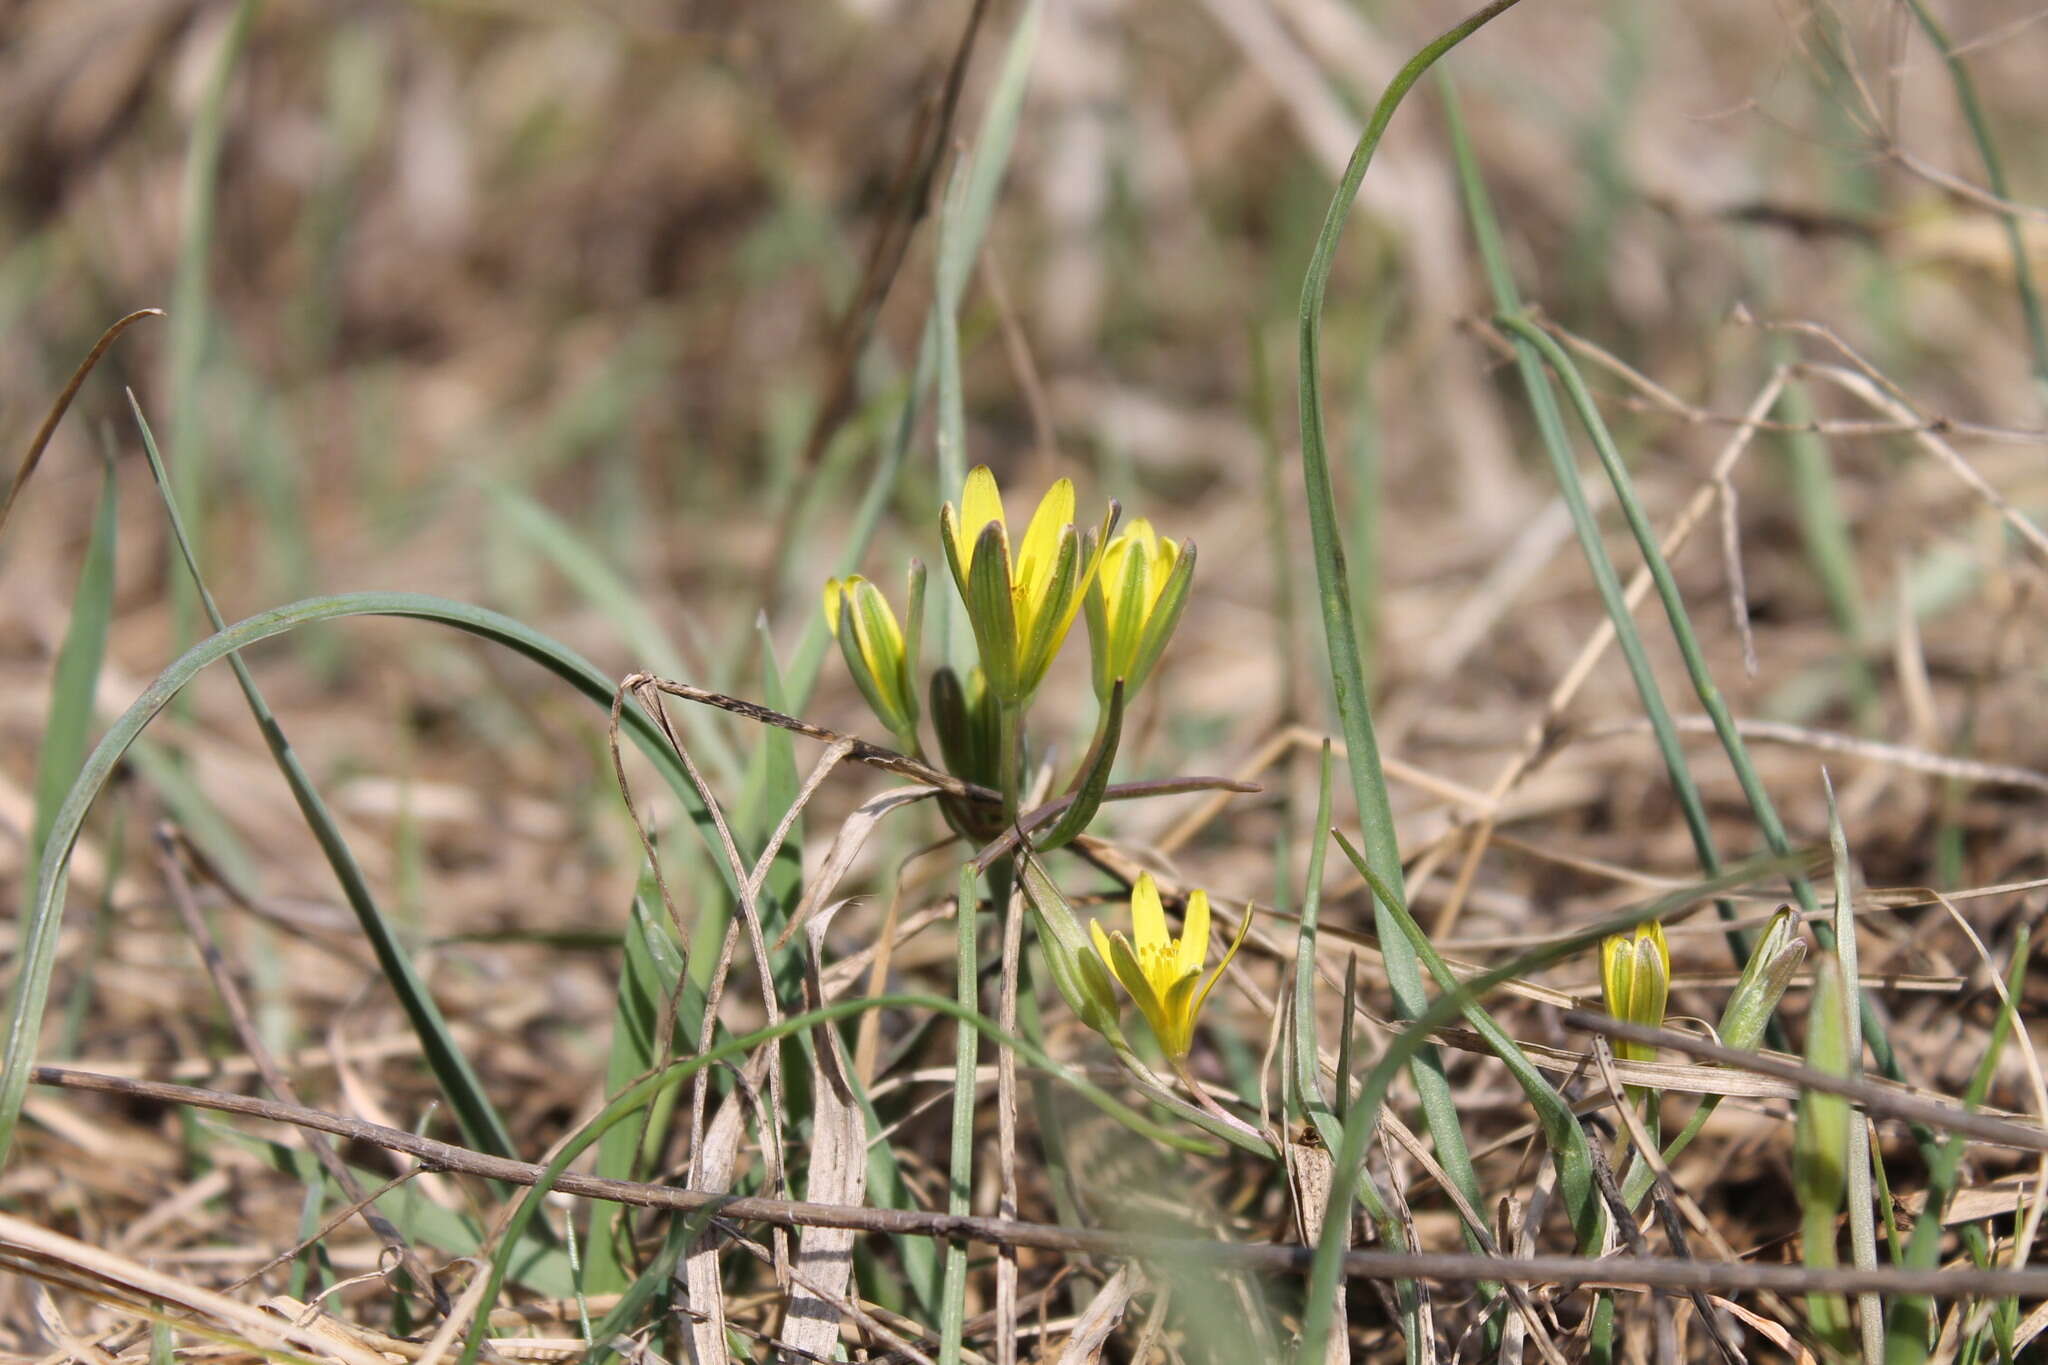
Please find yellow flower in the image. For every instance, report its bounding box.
[940,465,1115,705]
[1090,872,1250,1059]
[1084,517,1194,703]
[823,566,922,744]
[1601,921,1671,1064]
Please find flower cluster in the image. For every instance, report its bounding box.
[824,465,1194,811]
[825,465,1244,1063]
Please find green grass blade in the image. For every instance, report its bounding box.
[1292,23,1528,1337]
[29,451,117,907]
[1896,0,2048,403]
[130,398,519,1162]
[1886,927,2029,1362]
[481,476,742,784]
[0,588,735,1166]
[1492,314,1946,1102]
[1444,82,1759,984]
[165,0,255,653]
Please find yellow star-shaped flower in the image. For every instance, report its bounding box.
[1090,872,1249,1059]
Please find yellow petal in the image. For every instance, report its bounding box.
[1090,918,1117,972]
[1015,477,1075,608]
[1177,888,1210,978]
[1190,902,1254,1021]
[1129,872,1168,959]
[956,465,1004,568]
[822,578,851,636]
[1151,534,1180,608]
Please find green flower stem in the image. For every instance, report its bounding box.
[997,699,1025,826]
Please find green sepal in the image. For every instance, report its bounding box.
[1718,905,1805,1053]
[1033,679,1123,852]
[965,520,1021,702]
[1126,537,1194,697]
[1017,847,1121,1037]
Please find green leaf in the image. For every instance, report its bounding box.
[1291,15,1529,1360]
[29,451,117,910]
[1033,678,1123,851]
[0,589,734,1166]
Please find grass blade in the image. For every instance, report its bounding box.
[482,476,742,784]
[165,0,256,653]
[28,451,117,908]
[0,588,737,1166]
[940,866,980,1365]
[130,398,519,1162]
[1444,81,1759,983]
[1292,21,1529,1337]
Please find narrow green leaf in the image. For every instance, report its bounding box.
[1033,679,1122,851]
[482,476,741,783]
[1294,28,1530,1348]
[0,589,734,1166]
[131,399,519,1163]
[29,451,117,906]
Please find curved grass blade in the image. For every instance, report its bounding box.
[1292,20,1530,1335]
[1444,82,1758,984]
[481,476,741,784]
[0,589,731,1166]
[1,309,161,535]
[130,398,516,1162]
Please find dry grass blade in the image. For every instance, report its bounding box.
[1052,1267,1132,1365]
[0,309,161,536]
[781,923,871,1360]
[0,1212,389,1365]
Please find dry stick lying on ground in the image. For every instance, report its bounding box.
[1564,1013,2048,1152]
[27,1065,2048,1299]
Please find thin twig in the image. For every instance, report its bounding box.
[30,1066,2048,1297]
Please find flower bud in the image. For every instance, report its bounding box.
[823,565,923,746]
[1601,921,1671,1064]
[1084,518,1194,703]
[939,466,1115,705]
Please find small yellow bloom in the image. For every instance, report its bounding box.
[823,568,922,744]
[1601,921,1671,1064]
[940,466,1115,705]
[1084,517,1194,703]
[1090,872,1249,1059]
